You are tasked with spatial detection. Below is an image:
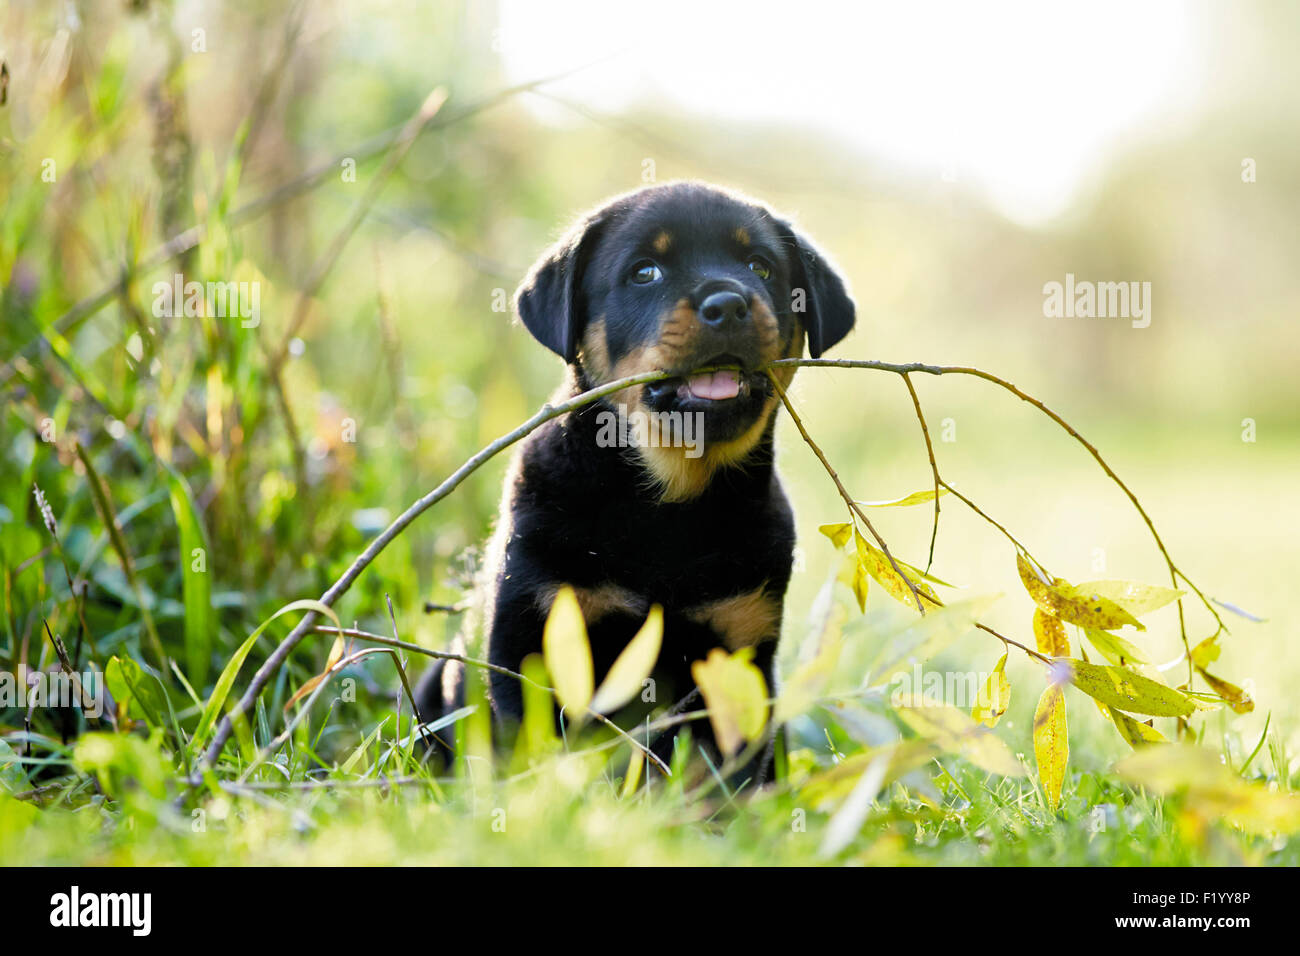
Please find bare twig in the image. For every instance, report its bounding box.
[314,625,549,690]
[768,357,1224,666]
[312,622,670,776]
[901,372,942,574]
[196,354,1220,781]
[195,366,682,779]
[765,371,931,613]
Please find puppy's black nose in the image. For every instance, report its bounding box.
[699,290,749,327]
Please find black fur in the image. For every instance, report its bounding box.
[414,182,855,781]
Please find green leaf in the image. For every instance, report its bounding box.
[0,740,29,794]
[105,655,168,730]
[341,718,390,775]
[542,586,594,718]
[167,469,214,689]
[1065,659,1195,717]
[192,598,341,755]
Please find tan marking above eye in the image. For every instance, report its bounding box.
[734,227,751,247]
[652,231,672,255]
[687,587,781,650]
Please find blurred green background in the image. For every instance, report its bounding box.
[2,0,1296,826]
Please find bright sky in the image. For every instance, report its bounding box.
[496,0,1204,226]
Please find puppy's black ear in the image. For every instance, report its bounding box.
[780,224,856,358]
[514,214,605,363]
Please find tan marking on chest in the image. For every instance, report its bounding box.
[535,582,648,626]
[687,587,782,650]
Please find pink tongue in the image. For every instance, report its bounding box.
[686,369,741,400]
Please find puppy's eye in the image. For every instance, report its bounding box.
[747,256,772,281]
[629,261,663,285]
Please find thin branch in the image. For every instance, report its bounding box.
[313,625,549,690]
[312,623,670,777]
[765,371,930,613]
[976,622,1051,664]
[196,355,1222,781]
[901,372,941,573]
[769,357,1225,657]
[939,479,1047,578]
[262,87,447,496]
[194,366,682,779]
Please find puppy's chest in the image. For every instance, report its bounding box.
[513,493,793,654]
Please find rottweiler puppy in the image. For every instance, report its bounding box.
[414,181,855,780]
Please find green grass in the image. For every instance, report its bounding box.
[3,0,1299,867]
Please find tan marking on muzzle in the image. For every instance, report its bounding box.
[687,586,781,650]
[601,296,805,502]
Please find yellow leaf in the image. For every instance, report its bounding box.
[542,586,594,717]
[1033,684,1069,812]
[1195,667,1254,714]
[691,648,768,756]
[1083,628,1149,665]
[620,746,644,798]
[1032,608,1070,657]
[590,605,663,715]
[1015,552,1144,632]
[836,552,870,612]
[798,740,939,810]
[895,694,1024,777]
[1066,659,1195,717]
[284,672,328,711]
[1107,707,1166,748]
[857,531,940,610]
[284,634,348,711]
[1116,745,1300,836]
[1076,580,1184,617]
[971,653,1010,728]
[855,488,949,508]
[818,522,853,550]
[775,603,845,723]
[325,634,345,670]
[1190,635,1221,670]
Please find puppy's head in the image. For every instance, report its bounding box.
[515,182,855,499]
